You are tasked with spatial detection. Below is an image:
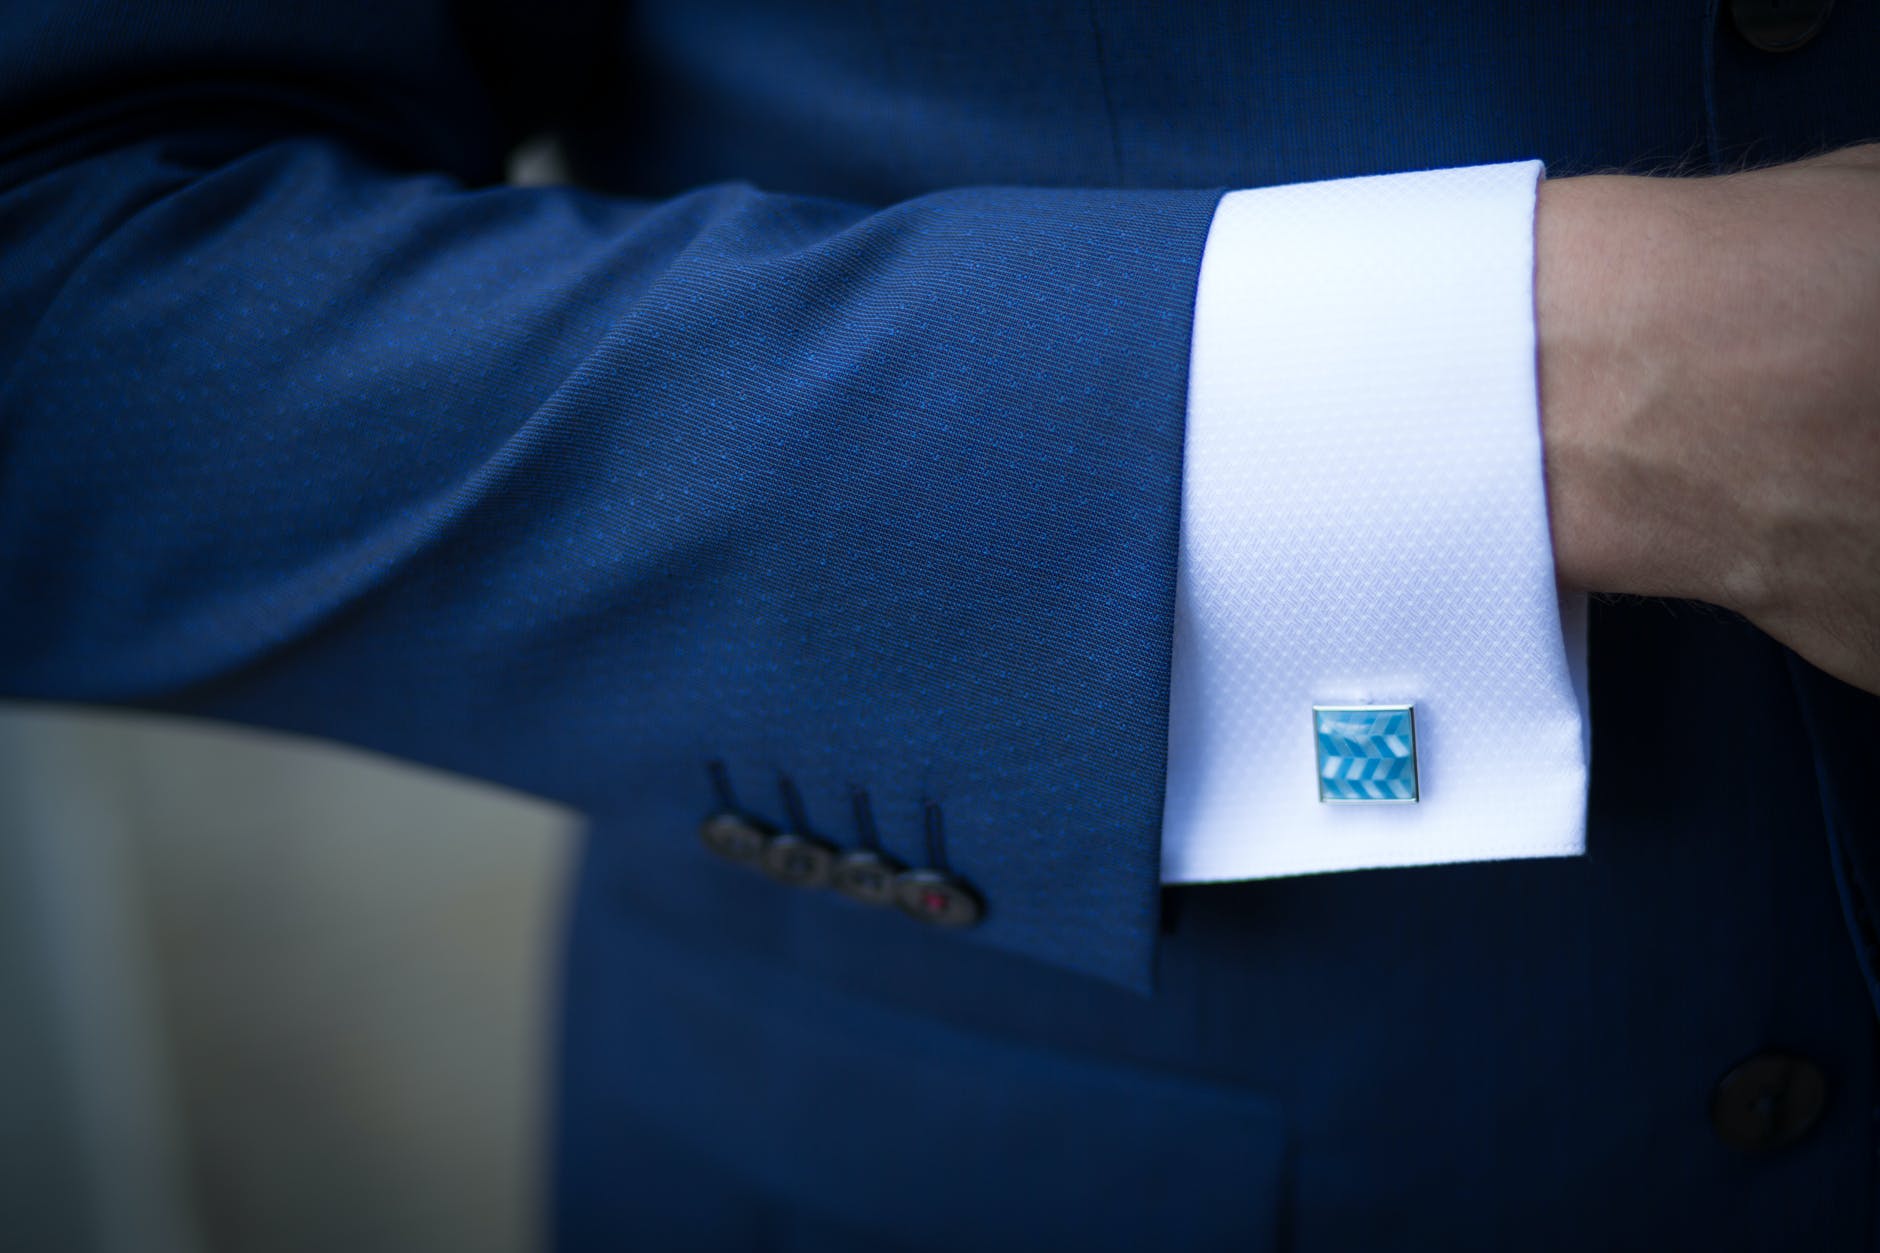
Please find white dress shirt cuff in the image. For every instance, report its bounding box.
[1161,160,1590,883]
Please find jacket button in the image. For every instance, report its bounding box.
[762,832,837,888]
[831,849,903,905]
[1710,1053,1828,1151]
[893,868,983,928]
[1730,0,1833,51]
[699,813,770,866]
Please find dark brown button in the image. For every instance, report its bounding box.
[762,832,836,888]
[893,868,983,928]
[1730,0,1833,52]
[831,849,903,906]
[1710,1052,1827,1151]
[699,813,769,866]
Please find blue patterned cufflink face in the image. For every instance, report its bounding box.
[1314,705,1419,803]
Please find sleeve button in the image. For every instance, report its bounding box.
[762,832,837,888]
[893,868,984,928]
[699,813,770,866]
[831,849,904,905]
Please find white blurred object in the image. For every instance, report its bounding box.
[0,706,575,1253]
[1,709,202,1253]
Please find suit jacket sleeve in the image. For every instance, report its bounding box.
[0,0,1222,989]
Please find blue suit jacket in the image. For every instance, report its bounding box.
[4,2,1876,1248]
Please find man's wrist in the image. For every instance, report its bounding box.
[1536,147,1880,697]
[1534,173,1746,608]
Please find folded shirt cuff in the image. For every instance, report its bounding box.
[1161,160,1590,884]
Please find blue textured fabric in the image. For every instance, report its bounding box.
[4,2,1877,1250]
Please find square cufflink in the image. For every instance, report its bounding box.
[1314,704,1419,803]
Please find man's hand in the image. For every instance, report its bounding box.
[1537,144,1880,694]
